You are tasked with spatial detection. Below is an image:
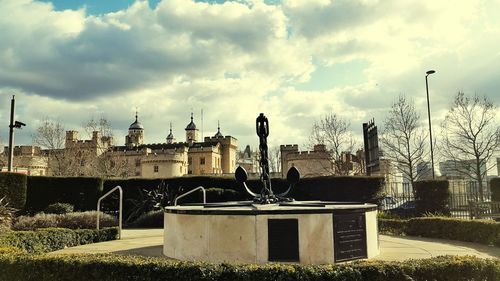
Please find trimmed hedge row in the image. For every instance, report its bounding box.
[104,176,384,202]
[379,217,500,246]
[26,176,103,212]
[414,180,450,216]
[0,227,118,254]
[0,254,498,281]
[0,172,27,209]
[491,178,500,201]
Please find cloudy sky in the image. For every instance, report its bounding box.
[1,0,499,165]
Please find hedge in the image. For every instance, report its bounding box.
[379,217,500,246]
[0,227,118,254]
[0,172,27,209]
[26,176,103,212]
[0,254,498,281]
[104,176,384,203]
[414,180,450,216]
[103,176,384,222]
[491,178,500,201]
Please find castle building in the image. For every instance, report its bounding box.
[280,144,365,177]
[0,146,48,175]
[94,113,236,178]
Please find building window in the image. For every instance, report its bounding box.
[154,165,159,173]
[80,160,85,167]
[188,157,192,165]
[135,159,141,167]
[200,157,205,165]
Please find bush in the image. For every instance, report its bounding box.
[379,217,500,246]
[131,210,163,228]
[0,246,25,255]
[0,227,118,254]
[414,180,450,216]
[104,176,384,222]
[12,211,117,231]
[378,218,409,235]
[26,176,103,212]
[44,203,74,214]
[0,254,498,281]
[0,172,27,209]
[491,178,500,201]
[1,196,17,232]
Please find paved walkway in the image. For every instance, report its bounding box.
[51,229,500,261]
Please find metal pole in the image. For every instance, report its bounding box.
[7,95,15,172]
[425,73,435,179]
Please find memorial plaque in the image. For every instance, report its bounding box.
[333,213,367,262]
[268,219,299,262]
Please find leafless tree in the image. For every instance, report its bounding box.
[380,95,428,187]
[82,116,130,179]
[440,92,500,199]
[310,114,357,175]
[32,118,81,176]
[268,146,281,174]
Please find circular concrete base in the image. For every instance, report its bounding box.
[164,201,379,264]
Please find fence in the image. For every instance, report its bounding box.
[382,180,492,219]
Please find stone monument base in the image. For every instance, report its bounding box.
[164,201,378,264]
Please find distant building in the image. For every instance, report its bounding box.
[279,144,364,177]
[439,159,486,181]
[0,145,48,176]
[48,112,238,178]
[236,145,259,175]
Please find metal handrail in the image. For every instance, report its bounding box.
[97,185,123,239]
[174,186,206,206]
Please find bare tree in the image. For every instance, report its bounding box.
[310,114,356,175]
[32,118,81,176]
[82,116,131,179]
[268,146,281,174]
[440,92,500,199]
[380,95,428,187]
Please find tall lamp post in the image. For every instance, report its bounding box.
[425,70,436,179]
[7,95,26,172]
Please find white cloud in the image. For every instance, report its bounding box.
[0,0,499,158]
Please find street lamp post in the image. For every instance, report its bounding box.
[425,70,436,179]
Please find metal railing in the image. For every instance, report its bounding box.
[174,186,206,206]
[97,185,123,239]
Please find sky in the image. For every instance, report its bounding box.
[0,0,499,172]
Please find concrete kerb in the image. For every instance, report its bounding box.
[50,229,500,261]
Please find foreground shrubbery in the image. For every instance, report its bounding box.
[379,217,500,246]
[131,210,163,228]
[44,202,74,214]
[0,227,118,254]
[0,254,498,281]
[12,211,117,231]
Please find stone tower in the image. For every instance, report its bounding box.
[185,113,198,146]
[166,123,175,144]
[125,112,144,148]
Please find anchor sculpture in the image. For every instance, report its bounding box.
[235,113,300,204]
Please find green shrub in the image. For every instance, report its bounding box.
[491,178,500,201]
[0,196,17,232]
[414,180,450,216]
[44,202,74,214]
[0,246,25,255]
[379,217,500,246]
[12,211,117,231]
[131,210,163,228]
[0,172,27,209]
[104,176,384,222]
[26,176,103,212]
[378,218,409,235]
[0,254,498,281]
[0,227,118,254]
